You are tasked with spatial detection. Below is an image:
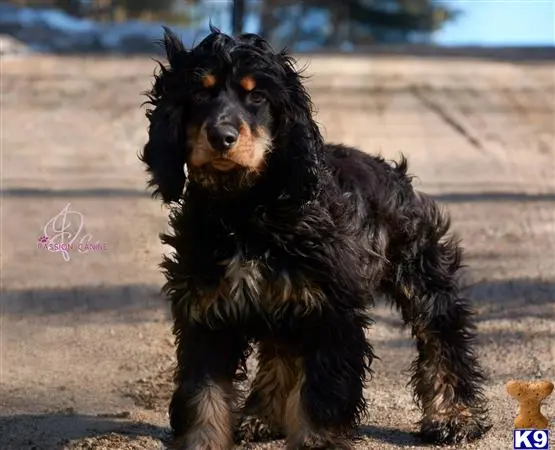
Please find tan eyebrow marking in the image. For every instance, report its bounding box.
[201,74,216,88]
[240,76,256,92]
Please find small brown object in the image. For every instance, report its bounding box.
[201,74,216,88]
[506,379,553,429]
[240,76,256,92]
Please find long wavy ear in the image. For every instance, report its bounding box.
[274,51,325,202]
[139,28,188,204]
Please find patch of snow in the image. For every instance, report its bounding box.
[0,3,330,54]
[0,4,209,54]
[40,9,97,33]
[0,34,32,56]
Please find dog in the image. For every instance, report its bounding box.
[140,26,491,449]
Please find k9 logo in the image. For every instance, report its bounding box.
[514,429,549,449]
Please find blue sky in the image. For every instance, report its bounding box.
[434,1,554,45]
[201,0,554,47]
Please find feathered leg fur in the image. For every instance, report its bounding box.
[382,196,491,444]
[285,310,373,449]
[170,324,248,449]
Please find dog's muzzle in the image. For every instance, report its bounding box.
[206,123,239,153]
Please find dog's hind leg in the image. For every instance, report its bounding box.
[382,197,491,444]
[169,324,247,450]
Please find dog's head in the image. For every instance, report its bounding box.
[140,26,323,203]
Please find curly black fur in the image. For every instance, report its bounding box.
[139,27,491,450]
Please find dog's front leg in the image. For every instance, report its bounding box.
[284,309,374,450]
[169,324,247,450]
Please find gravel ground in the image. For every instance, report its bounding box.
[1,51,554,450]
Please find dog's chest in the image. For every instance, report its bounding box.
[172,206,328,322]
[219,251,265,303]
[196,250,324,321]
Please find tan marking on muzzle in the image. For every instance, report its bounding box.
[226,122,271,171]
[187,123,213,167]
[187,122,272,172]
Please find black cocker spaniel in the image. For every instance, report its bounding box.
[140,26,491,450]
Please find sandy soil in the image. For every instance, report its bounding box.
[1,51,554,450]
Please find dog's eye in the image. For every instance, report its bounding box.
[247,91,266,105]
[194,90,212,103]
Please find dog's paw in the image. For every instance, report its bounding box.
[287,438,353,450]
[418,409,492,445]
[234,415,284,443]
[286,432,354,450]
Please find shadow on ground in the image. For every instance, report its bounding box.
[358,425,419,447]
[3,188,554,203]
[36,46,555,65]
[0,411,421,449]
[0,412,169,450]
[1,283,164,322]
[434,192,555,203]
[1,187,151,199]
[304,45,555,64]
[2,278,553,323]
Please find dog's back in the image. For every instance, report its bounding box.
[324,143,413,204]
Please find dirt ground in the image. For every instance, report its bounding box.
[1,51,554,450]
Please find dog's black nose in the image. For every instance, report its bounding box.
[207,124,239,152]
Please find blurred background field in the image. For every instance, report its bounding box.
[1,1,554,449]
[1,0,554,54]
